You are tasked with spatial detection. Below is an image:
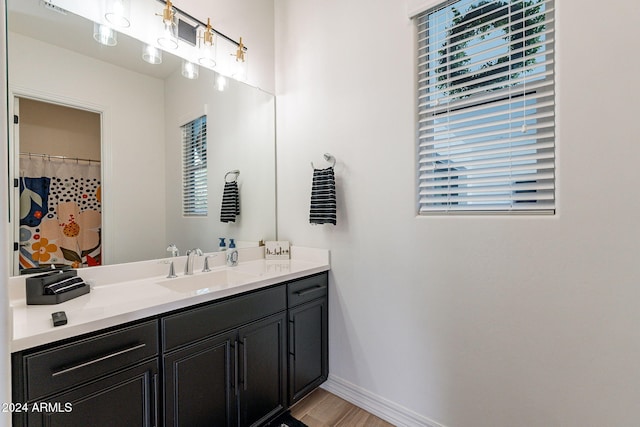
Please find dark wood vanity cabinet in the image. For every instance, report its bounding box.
[11,320,160,427]
[287,273,329,405]
[163,331,237,426]
[12,272,328,427]
[162,285,287,427]
[24,360,159,427]
[237,313,287,426]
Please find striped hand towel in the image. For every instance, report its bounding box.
[309,167,337,225]
[220,181,240,223]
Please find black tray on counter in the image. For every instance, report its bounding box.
[26,269,90,305]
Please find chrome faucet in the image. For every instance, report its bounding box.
[184,248,203,275]
[203,255,214,272]
[166,244,179,257]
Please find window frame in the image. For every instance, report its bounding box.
[415,0,556,215]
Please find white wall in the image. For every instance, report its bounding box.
[274,0,640,426]
[8,33,167,266]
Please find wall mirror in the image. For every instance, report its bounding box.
[6,0,276,276]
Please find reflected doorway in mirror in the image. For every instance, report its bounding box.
[14,97,102,275]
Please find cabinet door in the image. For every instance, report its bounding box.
[238,312,287,427]
[163,332,236,427]
[25,360,158,427]
[289,297,328,405]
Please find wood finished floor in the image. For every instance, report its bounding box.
[290,388,394,427]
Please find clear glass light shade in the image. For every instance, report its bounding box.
[181,61,199,79]
[198,45,217,68]
[105,0,130,28]
[142,44,162,64]
[197,27,216,68]
[158,15,178,49]
[93,23,117,46]
[230,52,247,82]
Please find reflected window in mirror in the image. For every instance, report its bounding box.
[182,116,208,216]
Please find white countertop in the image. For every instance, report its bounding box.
[9,246,329,352]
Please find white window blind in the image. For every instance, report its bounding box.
[416,0,555,214]
[182,115,208,216]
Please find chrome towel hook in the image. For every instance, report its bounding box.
[311,153,336,169]
[224,169,240,182]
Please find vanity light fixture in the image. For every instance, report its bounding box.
[152,1,249,81]
[200,18,215,46]
[235,37,246,63]
[93,22,117,46]
[104,0,130,28]
[181,60,199,79]
[157,0,179,49]
[230,36,247,81]
[198,18,217,67]
[142,44,163,64]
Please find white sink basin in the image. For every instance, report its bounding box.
[156,269,258,293]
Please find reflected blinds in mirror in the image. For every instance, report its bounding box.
[182,116,208,216]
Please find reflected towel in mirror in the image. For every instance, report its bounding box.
[220,181,240,223]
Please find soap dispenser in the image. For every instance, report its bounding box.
[218,237,227,252]
[226,239,238,266]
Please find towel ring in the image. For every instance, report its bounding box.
[311,153,336,169]
[225,170,240,182]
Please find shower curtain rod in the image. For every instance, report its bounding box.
[20,152,101,164]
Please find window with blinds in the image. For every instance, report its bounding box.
[416,0,555,214]
[182,115,208,216]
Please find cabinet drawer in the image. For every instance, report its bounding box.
[287,273,328,308]
[23,320,159,401]
[162,285,286,352]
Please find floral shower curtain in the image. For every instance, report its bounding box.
[19,156,102,271]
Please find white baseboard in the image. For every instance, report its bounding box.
[320,374,446,427]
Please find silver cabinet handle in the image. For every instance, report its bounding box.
[51,343,147,377]
[153,373,159,427]
[239,338,248,391]
[289,319,296,360]
[233,343,239,396]
[295,285,324,297]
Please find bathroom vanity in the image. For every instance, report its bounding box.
[9,248,329,427]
